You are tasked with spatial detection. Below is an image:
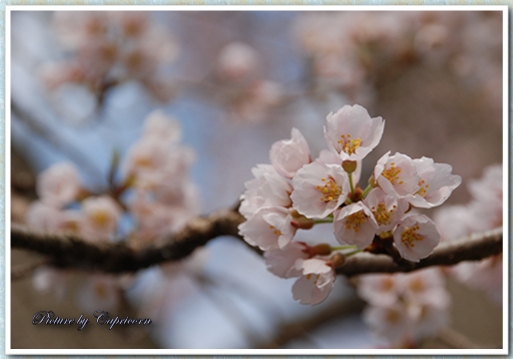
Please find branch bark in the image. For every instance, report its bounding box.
[11,208,502,276]
[11,208,245,273]
[336,227,503,277]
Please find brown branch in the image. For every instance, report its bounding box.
[11,208,245,274]
[336,227,503,277]
[11,207,502,276]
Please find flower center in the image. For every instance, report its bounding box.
[400,224,422,248]
[372,203,396,226]
[92,211,110,227]
[415,179,429,197]
[380,277,395,292]
[316,177,342,203]
[408,277,425,292]
[338,134,361,155]
[344,210,367,233]
[269,225,282,236]
[382,162,403,185]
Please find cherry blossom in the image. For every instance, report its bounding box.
[264,241,310,278]
[407,157,462,208]
[239,164,292,219]
[269,128,311,179]
[292,258,336,305]
[434,164,503,303]
[80,195,122,242]
[238,207,295,250]
[216,42,259,82]
[75,274,121,312]
[237,103,460,306]
[143,110,182,144]
[33,266,70,301]
[333,202,378,249]
[359,268,450,346]
[374,152,421,198]
[291,161,349,218]
[44,11,179,104]
[36,162,81,208]
[26,202,67,231]
[363,187,409,232]
[356,273,400,307]
[393,214,440,262]
[323,104,385,162]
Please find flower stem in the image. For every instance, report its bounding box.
[361,183,375,198]
[314,218,333,224]
[344,249,362,257]
[348,172,355,196]
[331,245,357,251]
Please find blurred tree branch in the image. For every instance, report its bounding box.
[11,205,502,275]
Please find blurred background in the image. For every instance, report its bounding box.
[10,10,503,350]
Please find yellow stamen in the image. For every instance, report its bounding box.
[344,210,367,233]
[382,162,402,185]
[372,203,396,226]
[338,134,362,155]
[401,224,422,248]
[92,211,110,227]
[316,178,342,203]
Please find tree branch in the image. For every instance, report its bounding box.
[11,207,502,276]
[336,227,503,277]
[11,208,245,273]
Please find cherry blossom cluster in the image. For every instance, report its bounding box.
[26,110,201,312]
[295,12,502,109]
[40,12,178,103]
[357,268,450,347]
[214,42,284,123]
[434,164,503,303]
[238,104,461,305]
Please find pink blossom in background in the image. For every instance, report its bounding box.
[80,195,122,242]
[216,42,259,83]
[75,274,122,313]
[358,268,450,346]
[36,162,81,208]
[434,164,503,303]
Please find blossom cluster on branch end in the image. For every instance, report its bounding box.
[238,104,461,305]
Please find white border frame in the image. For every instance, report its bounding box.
[4,4,509,356]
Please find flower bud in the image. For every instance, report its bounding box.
[329,252,346,268]
[309,243,332,256]
[290,209,315,229]
[342,160,357,174]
